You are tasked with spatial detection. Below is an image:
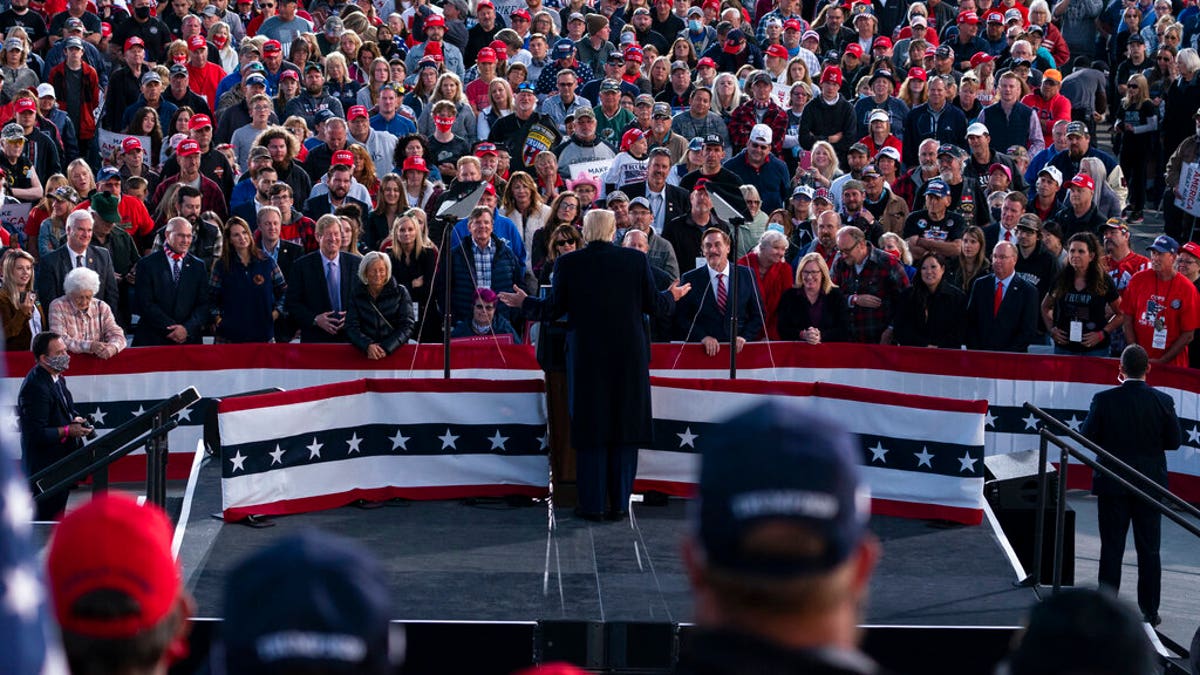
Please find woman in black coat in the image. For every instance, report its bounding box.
[776,252,850,343]
[387,210,441,341]
[346,251,416,359]
[889,252,967,348]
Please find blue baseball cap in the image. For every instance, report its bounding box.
[1149,235,1180,254]
[552,37,575,59]
[96,166,121,183]
[696,400,870,577]
[221,530,394,675]
[688,136,704,151]
[924,177,951,198]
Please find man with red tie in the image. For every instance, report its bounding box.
[966,240,1040,351]
[672,227,764,354]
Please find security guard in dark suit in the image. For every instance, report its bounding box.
[1081,344,1182,626]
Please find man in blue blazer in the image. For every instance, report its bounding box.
[1081,345,1182,627]
[285,214,362,343]
[965,240,1039,352]
[673,227,765,352]
[133,218,210,346]
[36,210,119,309]
[18,332,93,519]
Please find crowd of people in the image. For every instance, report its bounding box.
[0,0,1196,364]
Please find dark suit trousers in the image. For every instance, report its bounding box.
[1097,493,1161,616]
[576,443,638,516]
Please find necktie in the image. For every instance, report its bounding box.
[327,260,341,312]
[76,254,83,269]
[1004,229,1012,243]
[171,258,181,283]
[993,280,1003,317]
[716,272,727,313]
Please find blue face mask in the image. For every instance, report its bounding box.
[688,19,702,31]
[738,77,747,88]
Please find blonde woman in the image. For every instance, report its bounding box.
[797,140,840,189]
[417,72,477,142]
[712,72,744,119]
[477,78,514,140]
[66,159,96,199]
[324,52,363,113]
[356,56,392,108]
[1115,73,1158,223]
[387,208,439,341]
[501,171,551,267]
[210,22,238,73]
[898,68,928,107]
[1,35,38,102]
[776,251,848,343]
[0,249,41,350]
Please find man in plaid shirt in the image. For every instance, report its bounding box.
[831,224,910,343]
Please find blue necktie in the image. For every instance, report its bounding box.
[327,260,341,312]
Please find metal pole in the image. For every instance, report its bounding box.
[728,220,741,380]
[1052,444,1069,593]
[441,217,453,380]
[1028,433,1050,588]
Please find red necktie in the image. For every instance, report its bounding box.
[993,280,1004,317]
[716,272,727,313]
[1004,229,1012,242]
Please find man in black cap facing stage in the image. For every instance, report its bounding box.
[675,400,886,674]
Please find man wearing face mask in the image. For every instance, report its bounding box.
[112,0,171,64]
[18,331,93,520]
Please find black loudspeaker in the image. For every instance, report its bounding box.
[985,450,1059,509]
[985,451,1075,585]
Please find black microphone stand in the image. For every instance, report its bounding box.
[709,191,744,380]
[432,182,488,379]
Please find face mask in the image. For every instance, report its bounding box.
[173,53,187,65]
[737,77,746,88]
[135,4,151,18]
[688,19,702,31]
[434,116,454,132]
[212,34,229,48]
[46,354,70,372]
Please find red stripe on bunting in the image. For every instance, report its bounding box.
[222,483,550,521]
[650,376,989,414]
[219,378,547,413]
[2,343,540,376]
[649,342,1200,390]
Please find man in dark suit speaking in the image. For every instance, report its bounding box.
[134,218,210,346]
[500,209,690,521]
[1081,345,1181,627]
[673,228,765,354]
[965,240,1039,352]
[18,332,93,520]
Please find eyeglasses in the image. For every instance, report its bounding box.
[1128,83,1139,89]
[473,304,496,310]
[837,243,858,255]
[558,202,578,210]
[745,199,761,205]
[555,239,576,246]
[261,2,273,7]
[557,81,575,87]
[800,270,822,277]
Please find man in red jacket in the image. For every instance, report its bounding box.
[48,36,99,148]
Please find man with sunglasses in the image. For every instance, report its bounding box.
[725,124,791,213]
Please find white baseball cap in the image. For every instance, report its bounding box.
[36,83,55,99]
[868,109,889,123]
[749,123,773,146]
[1037,165,1063,185]
[966,122,990,137]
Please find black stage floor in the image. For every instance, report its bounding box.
[176,457,1039,626]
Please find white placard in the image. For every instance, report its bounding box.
[0,202,31,238]
[1178,162,1200,217]
[568,159,611,182]
[771,82,791,108]
[96,129,152,164]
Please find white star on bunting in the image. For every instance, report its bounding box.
[983,409,996,428]
[914,447,934,468]
[677,427,698,448]
[438,429,459,450]
[3,479,33,533]
[306,438,323,459]
[488,430,509,450]
[537,432,549,450]
[132,405,146,417]
[868,441,888,463]
[268,444,285,465]
[3,565,41,620]
[90,406,107,425]
[1065,415,1082,431]
[175,406,192,422]
[958,452,977,473]
[1022,413,1040,431]
[229,450,247,472]
[346,433,363,454]
[1187,425,1200,445]
[390,429,410,450]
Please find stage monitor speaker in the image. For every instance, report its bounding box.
[985,450,1059,510]
[994,506,1075,586]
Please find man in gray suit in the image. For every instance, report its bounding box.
[36,210,118,309]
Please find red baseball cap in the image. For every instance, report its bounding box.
[47,493,180,640]
[783,17,803,31]
[970,51,994,67]
[347,105,369,121]
[474,141,498,157]
[424,13,445,27]
[1181,241,1200,259]
[489,39,508,55]
[188,34,206,50]
[845,43,864,58]
[124,36,145,51]
[263,39,281,53]
[477,0,493,7]
[14,98,35,113]
[101,21,111,37]
[332,149,355,166]
[625,46,644,62]
[694,177,711,191]
[484,182,497,195]
[1069,173,1095,191]
[188,113,212,130]
[873,36,892,49]
[477,47,497,63]
[402,156,429,173]
[820,65,843,85]
[510,8,530,20]
[957,10,979,23]
[908,66,927,81]
[425,41,444,61]
[280,69,299,81]
[177,139,201,156]
[765,44,789,59]
[121,136,143,153]
[620,127,645,151]
[697,56,716,69]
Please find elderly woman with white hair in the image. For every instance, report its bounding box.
[1078,157,1123,220]
[737,228,793,340]
[346,251,416,360]
[47,267,126,359]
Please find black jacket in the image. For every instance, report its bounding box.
[965,273,1039,352]
[346,278,415,355]
[776,286,850,342]
[1081,380,1181,496]
[284,250,362,343]
[892,281,968,348]
[133,250,210,345]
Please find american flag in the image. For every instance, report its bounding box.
[0,366,67,674]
